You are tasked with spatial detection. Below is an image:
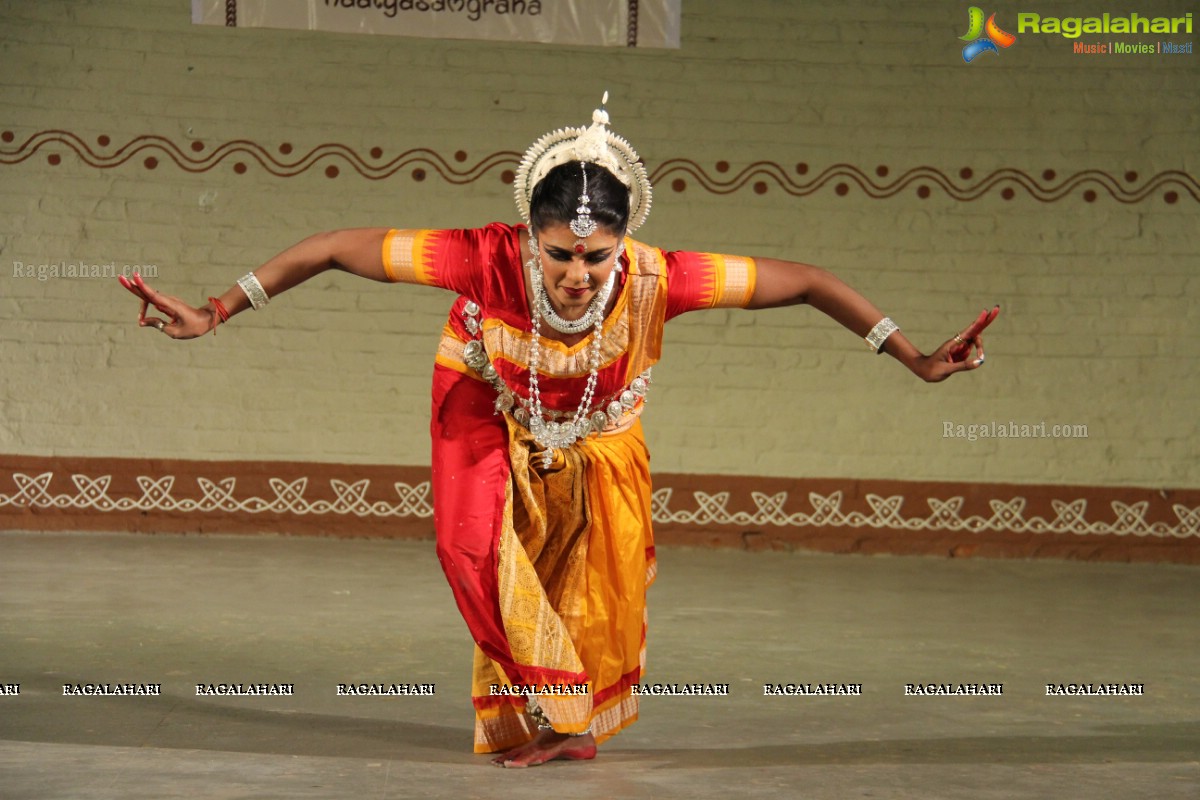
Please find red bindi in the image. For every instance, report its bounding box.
[574,243,586,254]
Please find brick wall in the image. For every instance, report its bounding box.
[2,0,1197,499]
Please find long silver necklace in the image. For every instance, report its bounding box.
[525,243,615,464]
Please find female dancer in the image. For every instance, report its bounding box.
[121,96,996,768]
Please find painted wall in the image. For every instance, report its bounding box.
[2,0,1197,494]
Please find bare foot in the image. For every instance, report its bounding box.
[491,730,597,768]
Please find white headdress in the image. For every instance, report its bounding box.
[513,91,653,233]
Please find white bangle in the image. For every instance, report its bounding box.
[236,273,270,311]
[865,317,898,354]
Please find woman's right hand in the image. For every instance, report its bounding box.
[118,272,217,340]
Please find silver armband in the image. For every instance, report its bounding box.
[865,317,898,354]
[236,273,270,311]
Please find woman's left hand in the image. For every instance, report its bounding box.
[912,305,1000,383]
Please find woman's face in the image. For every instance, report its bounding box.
[533,222,624,321]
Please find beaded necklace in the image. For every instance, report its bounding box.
[459,238,651,471]
[524,239,618,465]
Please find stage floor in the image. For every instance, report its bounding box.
[1,530,1197,799]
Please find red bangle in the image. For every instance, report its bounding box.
[208,297,230,322]
[207,296,230,336]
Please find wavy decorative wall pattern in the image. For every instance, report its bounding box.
[3,129,1196,203]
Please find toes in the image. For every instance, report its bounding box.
[488,733,595,768]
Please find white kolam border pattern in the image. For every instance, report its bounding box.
[2,469,1198,540]
[2,472,434,519]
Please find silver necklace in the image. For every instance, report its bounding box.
[458,240,648,469]
[525,253,613,465]
[533,265,615,335]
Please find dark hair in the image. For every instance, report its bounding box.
[529,161,630,235]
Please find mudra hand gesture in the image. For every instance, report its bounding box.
[118,272,218,340]
[915,305,1000,382]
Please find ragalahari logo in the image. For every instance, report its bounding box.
[960,7,1017,62]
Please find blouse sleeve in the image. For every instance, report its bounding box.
[380,223,518,302]
[663,249,758,321]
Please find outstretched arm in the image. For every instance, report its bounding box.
[748,258,998,383]
[119,228,391,339]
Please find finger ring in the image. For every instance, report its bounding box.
[953,334,966,344]
[153,320,166,331]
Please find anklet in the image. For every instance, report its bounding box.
[525,696,592,735]
[526,697,555,731]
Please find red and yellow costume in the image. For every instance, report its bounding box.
[382,222,756,752]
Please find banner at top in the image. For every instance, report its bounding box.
[192,0,681,49]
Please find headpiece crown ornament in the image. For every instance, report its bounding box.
[514,91,652,234]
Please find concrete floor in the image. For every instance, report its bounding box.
[0,530,1197,800]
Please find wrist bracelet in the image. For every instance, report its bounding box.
[207,296,230,336]
[865,317,899,354]
[208,297,230,322]
[236,273,270,311]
